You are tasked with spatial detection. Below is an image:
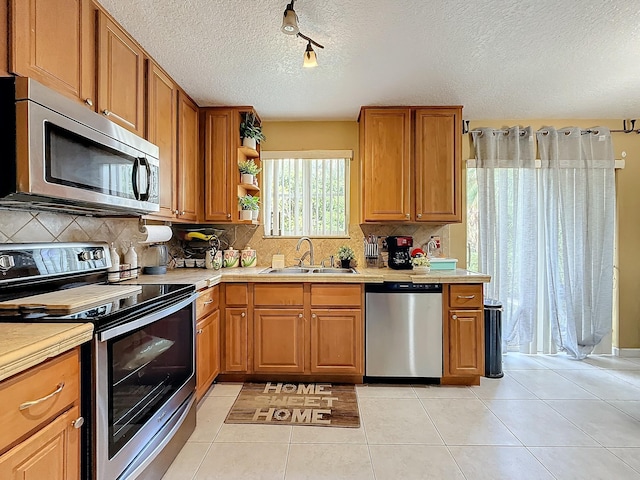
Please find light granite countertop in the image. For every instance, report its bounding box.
[127,266,490,289]
[0,323,94,382]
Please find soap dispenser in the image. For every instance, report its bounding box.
[108,243,121,282]
[125,242,138,278]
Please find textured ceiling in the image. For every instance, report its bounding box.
[98,0,640,121]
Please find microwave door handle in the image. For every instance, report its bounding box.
[140,157,151,201]
[131,157,141,201]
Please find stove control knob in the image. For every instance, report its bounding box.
[78,251,91,261]
[92,250,104,260]
[0,254,16,271]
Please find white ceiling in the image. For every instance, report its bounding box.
[99,0,640,121]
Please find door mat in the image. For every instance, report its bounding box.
[225,382,360,428]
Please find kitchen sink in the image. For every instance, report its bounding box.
[260,267,358,275]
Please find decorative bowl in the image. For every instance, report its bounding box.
[412,266,430,275]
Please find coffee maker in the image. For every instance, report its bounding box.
[387,236,413,270]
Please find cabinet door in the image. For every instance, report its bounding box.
[0,406,80,480]
[310,309,362,374]
[176,92,199,222]
[196,310,220,401]
[414,108,462,222]
[361,108,412,222]
[254,308,305,373]
[224,308,248,372]
[447,309,484,376]
[146,61,178,219]
[97,11,145,135]
[10,0,94,107]
[202,109,235,222]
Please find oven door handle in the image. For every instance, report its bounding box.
[98,293,197,342]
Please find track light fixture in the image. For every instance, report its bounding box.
[280,0,325,67]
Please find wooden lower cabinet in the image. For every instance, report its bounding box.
[442,284,484,383]
[196,310,220,401]
[224,307,249,372]
[0,348,81,479]
[254,308,305,373]
[221,283,364,378]
[447,309,484,376]
[0,406,80,480]
[310,309,362,374]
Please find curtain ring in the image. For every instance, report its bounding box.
[519,130,526,136]
[592,130,600,135]
[563,131,571,136]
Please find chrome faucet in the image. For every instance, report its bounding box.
[296,237,315,267]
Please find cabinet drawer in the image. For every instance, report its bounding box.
[225,284,248,306]
[449,284,483,309]
[197,285,219,318]
[0,348,79,452]
[311,284,362,307]
[254,284,304,306]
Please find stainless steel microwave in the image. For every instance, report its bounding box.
[0,77,160,215]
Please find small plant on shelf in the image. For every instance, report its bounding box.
[238,158,262,177]
[240,112,266,148]
[239,194,260,211]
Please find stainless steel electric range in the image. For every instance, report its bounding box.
[0,242,197,480]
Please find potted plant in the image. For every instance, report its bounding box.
[238,194,259,221]
[238,158,262,185]
[411,253,431,274]
[337,245,355,269]
[239,112,266,150]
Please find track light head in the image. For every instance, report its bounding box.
[281,2,299,35]
[303,41,318,68]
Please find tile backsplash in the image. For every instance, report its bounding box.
[0,209,147,252]
[174,223,450,268]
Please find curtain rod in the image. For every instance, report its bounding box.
[463,119,640,136]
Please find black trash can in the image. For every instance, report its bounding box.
[484,299,504,378]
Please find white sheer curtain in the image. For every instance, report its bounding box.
[536,127,615,359]
[472,126,539,353]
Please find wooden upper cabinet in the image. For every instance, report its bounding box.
[97,11,145,135]
[0,1,8,76]
[361,108,412,222]
[176,91,199,222]
[10,0,95,107]
[146,61,178,219]
[415,107,462,222]
[202,108,235,222]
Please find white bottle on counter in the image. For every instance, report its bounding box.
[125,242,138,278]
[108,243,120,282]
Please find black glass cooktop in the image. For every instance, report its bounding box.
[0,283,195,332]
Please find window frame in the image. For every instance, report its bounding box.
[261,150,353,239]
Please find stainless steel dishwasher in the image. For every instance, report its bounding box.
[365,282,443,378]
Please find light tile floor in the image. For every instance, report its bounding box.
[163,354,640,479]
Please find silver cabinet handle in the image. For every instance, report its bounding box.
[417,213,422,218]
[19,382,65,410]
[174,209,180,215]
[457,295,476,299]
[197,328,203,334]
[102,109,111,116]
[312,313,317,318]
[405,213,410,218]
[452,314,458,320]
[298,313,303,318]
[84,98,93,107]
[203,299,214,305]
[227,213,231,218]
[72,417,84,429]
[241,312,245,317]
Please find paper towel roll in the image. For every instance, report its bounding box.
[140,225,172,244]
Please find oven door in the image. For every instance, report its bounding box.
[93,293,196,480]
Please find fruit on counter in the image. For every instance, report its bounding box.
[183,231,214,241]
